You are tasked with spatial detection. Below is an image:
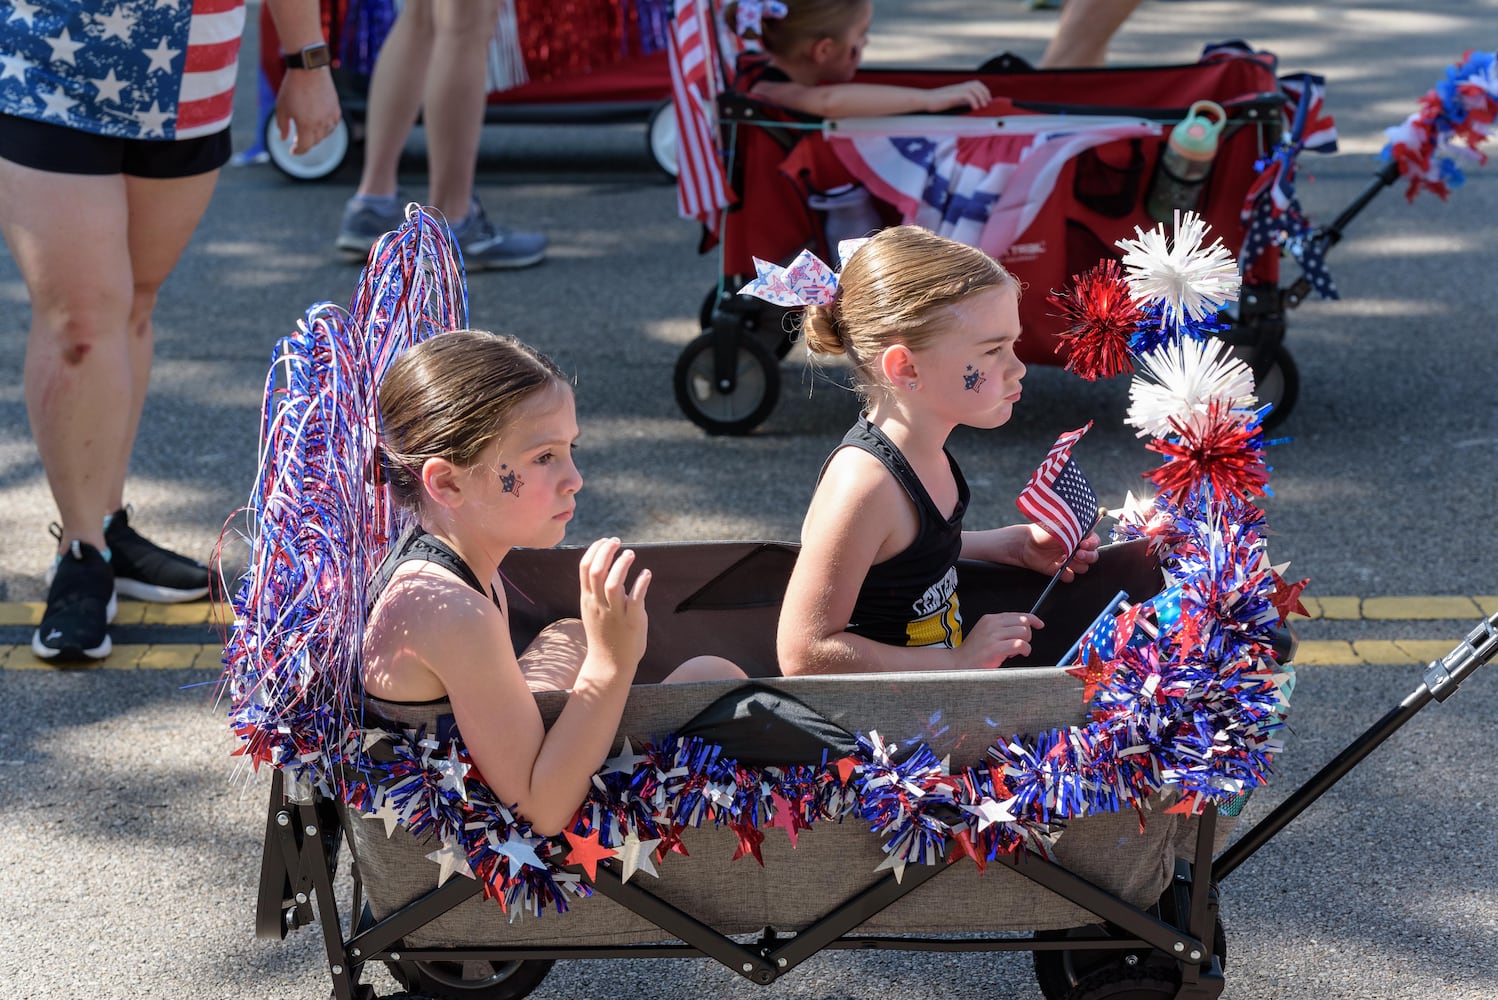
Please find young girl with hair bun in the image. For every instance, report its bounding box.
[363,329,742,835]
[764,226,1099,676]
[725,0,991,117]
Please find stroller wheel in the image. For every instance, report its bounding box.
[386,957,554,1000]
[673,332,781,435]
[264,107,351,182]
[700,283,799,359]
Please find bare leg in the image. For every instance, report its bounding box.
[354,0,436,200]
[1039,0,1144,68]
[0,158,213,555]
[111,171,220,513]
[661,656,746,684]
[518,618,589,692]
[424,0,501,221]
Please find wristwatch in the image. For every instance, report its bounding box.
[282,42,331,70]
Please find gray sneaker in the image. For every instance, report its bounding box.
[451,199,546,270]
[335,196,403,256]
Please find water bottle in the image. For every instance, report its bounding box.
[1145,100,1227,223]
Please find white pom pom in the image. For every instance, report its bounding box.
[1126,337,1258,438]
[1115,210,1242,324]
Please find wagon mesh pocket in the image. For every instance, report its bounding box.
[1072,140,1145,218]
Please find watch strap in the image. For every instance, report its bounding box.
[283,42,331,70]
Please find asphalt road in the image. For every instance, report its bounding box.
[2,1,1496,998]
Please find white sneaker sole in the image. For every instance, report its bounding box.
[115,577,210,603]
[31,591,118,661]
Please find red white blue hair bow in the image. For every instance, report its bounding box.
[738,239,870,308]
[735,0,788,37]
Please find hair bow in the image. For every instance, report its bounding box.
[738,239,871,307]
[735,0,788,37]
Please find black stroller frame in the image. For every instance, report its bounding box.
[257,605,1498,1000]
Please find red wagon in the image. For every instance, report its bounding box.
[670,44,1335,435]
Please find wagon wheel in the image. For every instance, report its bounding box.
[386,957,554,1000]
[646,98,678,178]
[673,331,781,435]
[1061,966,1182,1000]
[700,283,800,359]
[1032,918,1225,1000]
[1252,344,1299,430]
[264,107,351,181]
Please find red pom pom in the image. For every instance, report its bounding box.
[1048,260,1141,381]
[1145,403,1269,503]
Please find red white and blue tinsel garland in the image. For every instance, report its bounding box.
[1381,51,1498,202]
[224,209,1303,920]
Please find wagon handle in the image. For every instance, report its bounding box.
[1213,609,1498,880]
[1283,159,1401,308]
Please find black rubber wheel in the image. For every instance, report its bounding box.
[645,98,677,179]
[673,331,781,435]
[1033,918,1225,1000]
[1062,965,1181,1000]
[1253,344,1299,431]
[699,283,799,359]
[264,106,350,181]
[386,957,554,1000]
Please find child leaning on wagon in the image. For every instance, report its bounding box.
[362,331,743,835]
[766,227,1099,676]
[725,0,992,116]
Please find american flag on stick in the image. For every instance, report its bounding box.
[668,0,735,229]
[1016,422,1100,555]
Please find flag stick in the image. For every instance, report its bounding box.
[1028,511,1103,617]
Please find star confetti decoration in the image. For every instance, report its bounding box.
[562,828,617,881]
[490,828,546,878]
[767,790,802,848]
[1269,567,1310,622]
[655,825,691,863]
[731,822,766,865]
[947,827,987,874]
[617,830,661,883]
[426,838,474,886]
[1066,650,1116,705]
[873,851,909,884]
[834,756,860,785]
[600,737,649,777]
[962,796,1017,832]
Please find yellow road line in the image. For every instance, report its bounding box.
[0,601,234,627]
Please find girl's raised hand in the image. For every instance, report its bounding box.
[958,612,1042,670]
[577,537,651,677]
[926,80,993,112]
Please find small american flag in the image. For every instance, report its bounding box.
[1016,422,1099,555]
[668,0,734,228]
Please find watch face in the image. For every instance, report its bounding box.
[303,43,331,69]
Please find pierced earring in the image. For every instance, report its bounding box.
[907,381,918,390]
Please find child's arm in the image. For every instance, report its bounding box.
[393,539,649,836]
[752,78,992,118]
[962,524,1100,582]
[778,454,1035,674]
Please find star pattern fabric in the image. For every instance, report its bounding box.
[0,0,247,141]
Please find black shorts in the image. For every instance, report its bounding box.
[0,114,232,179]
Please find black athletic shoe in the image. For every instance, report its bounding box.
[104,507,210,603]
[32,540,117,662]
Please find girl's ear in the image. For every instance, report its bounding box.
[420,456,464,510]
[879,343,920,389]
[807,35,837,66]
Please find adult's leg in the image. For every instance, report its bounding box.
[354,0,436,200]
[424,0,501,221]
[2,158,133,554]
[1038,0,1143,68]
[112,170,221,512]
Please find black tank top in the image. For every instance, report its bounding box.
[733,50,792,91]
[825,417,969,648]
[362,526,499,744]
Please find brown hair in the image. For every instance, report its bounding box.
[801,226,1018,394]
[725,0,869,57]
[377,329,567,510]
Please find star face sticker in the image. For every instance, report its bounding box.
[617,830,661,883]
[963,365,987,392]
[498,464,523,496]
[562,828,617,881]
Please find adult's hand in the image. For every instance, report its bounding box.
[275,67,341,155]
